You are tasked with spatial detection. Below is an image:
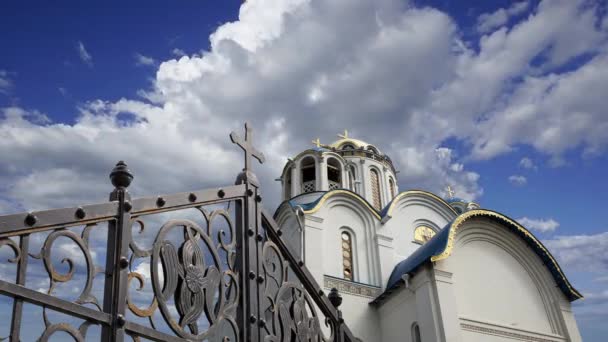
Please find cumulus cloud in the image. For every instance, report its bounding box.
[76,41,93,67]
[519,157,537,170]
[134,53,156,67]
[0,70,13,94]
[0,0,607,214]
[508,175,527,186]
[477,1,530,33]
[517,217,559,232]
[171,48,186,57]
[544,232,608,273]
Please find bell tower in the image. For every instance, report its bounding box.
[279,131,399,210]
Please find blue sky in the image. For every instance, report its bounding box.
[1,0,608,340]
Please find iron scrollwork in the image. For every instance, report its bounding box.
[261,241,334,342]
[124,206,240,341]
[31,224,104,309]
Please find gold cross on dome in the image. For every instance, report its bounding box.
[445,185,455,199]
[230,122,265,172]
[312,138,322,148]
[338,129,349,139]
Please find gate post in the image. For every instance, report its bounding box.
[235,174,262,342]
[230,122,266,342]
[101,161,134,341]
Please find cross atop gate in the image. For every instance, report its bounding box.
[230,122,265,173]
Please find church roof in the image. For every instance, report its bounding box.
[275,189,460,224]
[329,137,379,151]
[446,197,466,204]
[372,209,583,305]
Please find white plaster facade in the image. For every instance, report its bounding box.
[274,136,582,342]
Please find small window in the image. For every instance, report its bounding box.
[302,167,315,182]
[412,322,421,342]
[388,177,395,199]
[301,156,316,193]
[370,169,382,210]
[341,144,355,150]
[341,231,354,281]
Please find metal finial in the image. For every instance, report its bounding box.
[110,161,133,189]
[328,287,343,308]
[312,138,322,148]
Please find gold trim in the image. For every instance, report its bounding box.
[384,190,458,217]
[430,209,582,299]
[301,190,382,220]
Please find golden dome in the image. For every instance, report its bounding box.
[329,130,380,153]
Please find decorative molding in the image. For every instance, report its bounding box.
[323,275,381,298]
[460,317,565,342]
[306,215,324,224]
[461,323,563,342]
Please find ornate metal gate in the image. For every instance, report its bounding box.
[0,124,357,342]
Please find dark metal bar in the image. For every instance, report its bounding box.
[9,234,29,341]
[243,181,260,342]
[123,321,187,342]
[0,184,247,238]
[0,280,111,324]
[0,202,118,238]
[129,184,246,216]
[101,161,133,342]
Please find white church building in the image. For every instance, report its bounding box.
[273,132,583,342]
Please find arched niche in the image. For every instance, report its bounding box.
[347,163,357,192]
[388,176,396,200]
[339,228,357,281]
[283,165,293,200]
[327,157,343,191]
[369,167,382,210]
[300,155,316,193]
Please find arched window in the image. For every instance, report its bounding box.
[327,158,342,191]
[411,322,421,342]
[388,177,395,200]
[284,167,292,200]
[370,169,382,210]
[348,165,357,192]
[341,144,355,150]
[341,231,354,281]
[301,156,316,193]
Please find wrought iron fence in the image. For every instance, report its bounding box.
[0,123,357,342]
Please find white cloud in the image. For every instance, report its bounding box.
[0,0,607,215]
[76,41,93,67]
[508,175,527,186]
[544,232,608,273]
[517,217,559,232]
[594,275,608,283]
[134,53,156,67]
[0,70,13,94]
[477,1,529,33]
[519,157,537,170]
[172,48,186,57]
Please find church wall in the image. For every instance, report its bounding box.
[319,200,378,285]
[449,239,554,333]
[377,286,418,342]
[438,221,581,341]
[377,266,447,342]
[382,196,454,284]
[338,292,381,342]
